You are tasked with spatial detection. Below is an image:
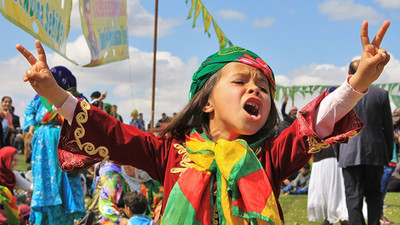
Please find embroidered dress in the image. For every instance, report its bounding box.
[56,91,363,224]
[23,95,85,225]
[96,163,130,224]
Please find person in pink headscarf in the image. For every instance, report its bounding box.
[0,146,31,224]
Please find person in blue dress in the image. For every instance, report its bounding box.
[23,66,86,224]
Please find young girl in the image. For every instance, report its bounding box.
[16,21,390,224]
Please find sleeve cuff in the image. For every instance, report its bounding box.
[315,76,367,138]
[52,92,78,125]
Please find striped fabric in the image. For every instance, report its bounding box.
[161,131,282,225]
[0,185,19,225]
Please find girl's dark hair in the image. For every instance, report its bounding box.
[161,71,221,141]
[161,70,280,143]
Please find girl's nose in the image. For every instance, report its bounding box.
[247,84,260,96]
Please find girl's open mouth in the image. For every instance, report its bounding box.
[244,101,259,117]
[243,98,262,120]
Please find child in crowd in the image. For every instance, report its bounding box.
[282,163,310,194]
[16,21,390,224]
[90,91,106,110]
[123,191,156,225]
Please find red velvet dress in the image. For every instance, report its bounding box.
[57,92,363,221]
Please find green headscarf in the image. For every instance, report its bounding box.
[189,46,276,101]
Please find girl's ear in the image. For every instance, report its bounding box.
[203,99,214,113]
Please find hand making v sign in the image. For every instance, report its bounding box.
[16,40,69,108]
[349,20,391,93]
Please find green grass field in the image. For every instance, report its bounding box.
[15,154,400,224]
[280,193,400,225]
[15,153,31,171]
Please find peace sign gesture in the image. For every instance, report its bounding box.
[16,40,69,107]
[349,21,391,92]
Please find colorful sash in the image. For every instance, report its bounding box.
[0,185,19,225]
[161,131,282,225]
[40,87,85,125]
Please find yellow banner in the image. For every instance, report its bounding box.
[79,0,129,67]
[0,0,72,61]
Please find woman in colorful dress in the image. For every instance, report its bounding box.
[22,66,86,224]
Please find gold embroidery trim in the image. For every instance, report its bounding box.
[253,146,262,156]
[307,135,331,154]
[307,130,359,154]
[348,130,358,138]
[170,143,193,176]
[74,100,110,161]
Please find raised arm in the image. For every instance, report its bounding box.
[16,40,69,108]
[315,20,391,138]
[281,95,289,117]
[348,20,391,92]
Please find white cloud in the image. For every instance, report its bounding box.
[318,0,385,24]
[283,55,400,87]
[3,37,197,128]
[216,10,247,21]
[252,18,276,28]
[288,63,347,86]
[70,0,82,30]
[379,53,400,83]
[275,75,291,87]
[374,0,400,9]
[126,0,181,38]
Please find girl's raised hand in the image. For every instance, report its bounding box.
[16,40,68,108]
[349,21,391,92]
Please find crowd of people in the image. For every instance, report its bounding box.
[0,20,399,225]
[0,67,164,225]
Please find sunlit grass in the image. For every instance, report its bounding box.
[280,193,400,225]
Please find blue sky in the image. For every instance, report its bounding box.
[1,0,399,127]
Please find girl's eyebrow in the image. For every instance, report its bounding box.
[256,73,269,84]
[230,72,250,79]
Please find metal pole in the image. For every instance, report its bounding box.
[150,0,159,129]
